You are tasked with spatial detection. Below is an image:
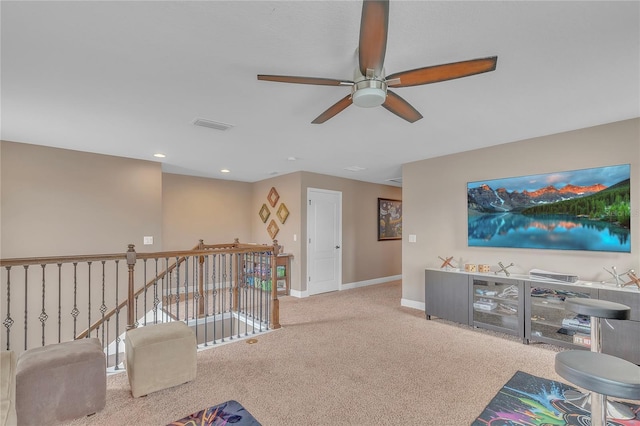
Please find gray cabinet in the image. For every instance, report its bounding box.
[424,268,640,365]
[424,270,469,324]
[471,276,525,341]
[598,288,640,365]
[525,281,598,349]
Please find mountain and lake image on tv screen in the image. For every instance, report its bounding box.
[467,164,631,252]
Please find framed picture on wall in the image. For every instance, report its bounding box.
[467,164,631,252]
[378,198,402,240]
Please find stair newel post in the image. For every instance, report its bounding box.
[270,240,281,329]
[126,244,137,330]
[198,239,205,317]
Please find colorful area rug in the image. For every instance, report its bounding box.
[472,371,640,425]
[168,400,261,426]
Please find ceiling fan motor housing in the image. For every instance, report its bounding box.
[351,79,387,108]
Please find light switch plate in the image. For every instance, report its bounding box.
[143,236,153,245]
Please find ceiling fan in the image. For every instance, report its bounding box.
[258,0,497,124]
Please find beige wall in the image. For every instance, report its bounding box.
[0,141,163,257]
[250,171,402,294]
[250,172,303,291]
[162,173,253,249]
[1,143,402,295]
[401,118,640,305]
[299,172,402,292]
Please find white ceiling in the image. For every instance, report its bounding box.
[2,1,639,187]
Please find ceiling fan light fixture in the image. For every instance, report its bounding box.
[352,79,387,108]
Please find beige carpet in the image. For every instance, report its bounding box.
[67,281,566,426]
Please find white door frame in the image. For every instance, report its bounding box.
[306,188,342,296]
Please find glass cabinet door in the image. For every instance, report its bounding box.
[526,283,596,348]
[471,277,523,338]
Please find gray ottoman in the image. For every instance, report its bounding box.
[16,338,106,426]
[125,321,197,398]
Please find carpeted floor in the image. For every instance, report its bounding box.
[472,370,640,425]
[67,281,580,426]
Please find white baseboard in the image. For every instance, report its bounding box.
[288,289,308,298]
[401,298,425,311]
[286,275,402,298]
[341,275,401,291]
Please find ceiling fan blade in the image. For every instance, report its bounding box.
[311,95,353,124]
[258,75,354,86]
[386,56,498,88]
[382,91,423,123]
[358,0,389,77]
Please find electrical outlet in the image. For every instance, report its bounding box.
[143,236,153,245]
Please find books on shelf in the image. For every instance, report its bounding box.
[573,334,592,348]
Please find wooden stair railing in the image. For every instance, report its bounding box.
[77,239,282,339]
[1,239,281,359]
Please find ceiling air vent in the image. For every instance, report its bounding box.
[344,166,366,172]
[192,118,234,131]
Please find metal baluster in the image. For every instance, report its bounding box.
[258,253,262,329]
[242,253,248,337]
[134,293,139,328]
[57,263,62,343]
[221,254,226,342]
[234,253,240,339]
[192,256,200,344]
[87,262,92,339]
[114,260,121,370]
[23,265,28,350]
[143,259,148,326]
[3,266,14,350]
[184,256,189,323]
[153,259,159,324]
[100,261,107,343]
[39,264,48,346]
[266,252,271,330]
[249,252,254,321]
[105,317,110,369]
[71,263,79,339]
[164,257,170,324]
[228,254,234,340]
[203,255,209,347]
[212,254,218,344]
[175,257,180,321]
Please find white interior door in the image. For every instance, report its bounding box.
[307,188,342,295]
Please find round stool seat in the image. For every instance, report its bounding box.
[565,298,630,320]
[555,351,640,400]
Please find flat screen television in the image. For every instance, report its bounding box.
[467,164,631,252]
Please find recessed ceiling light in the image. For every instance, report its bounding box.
[287,156,298,161]
[220,169,230,173]
[153,153,166,158]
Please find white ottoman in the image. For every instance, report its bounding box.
[125,321,197,398]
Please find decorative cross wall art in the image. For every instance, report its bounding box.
[261,187,288,239]
[259,204,271,223]
[277,203,289,224]
[267,187,280,208]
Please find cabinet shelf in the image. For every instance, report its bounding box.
[471,277,524,340]
[425,269,640,364]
